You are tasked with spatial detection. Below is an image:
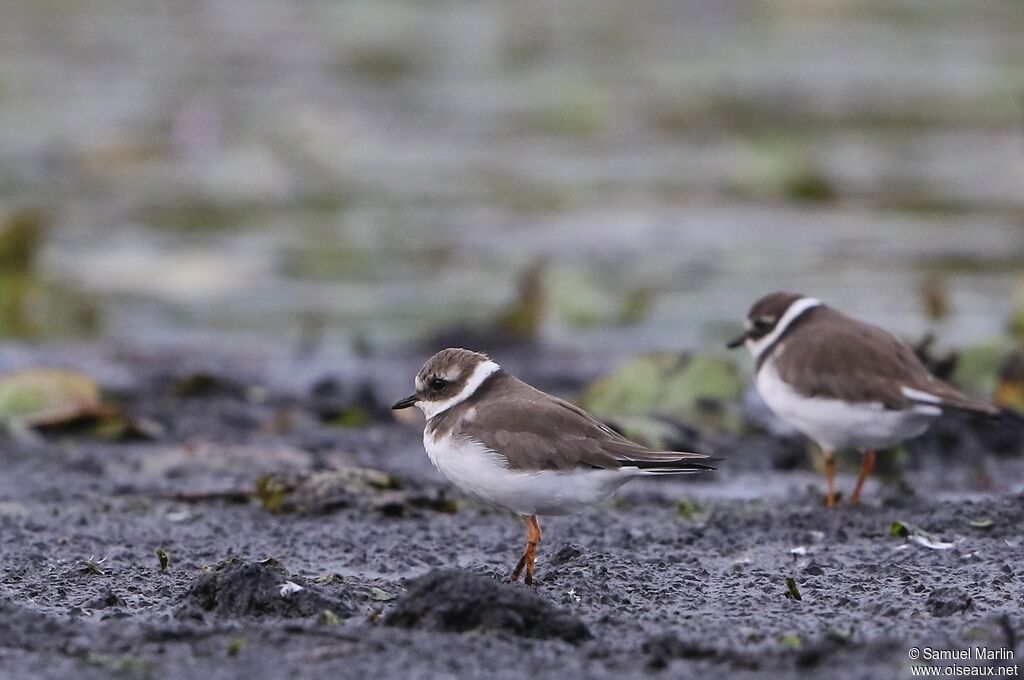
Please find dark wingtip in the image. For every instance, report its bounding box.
[690,457,723,472]
[629,454,722,472]
[994,407,1024,424]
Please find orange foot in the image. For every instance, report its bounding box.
[824,449,836,508]
[849,450,876,505]
[510,514,542,586]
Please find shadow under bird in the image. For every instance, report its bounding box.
[392,348,715,585]
[727,292,999,506]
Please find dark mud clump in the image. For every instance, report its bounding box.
[0,600,65,652]
[642,633,732,670]
[2,345,1024,679]
[385,570,590,643]
[180,559,352,620]
[926,587,974,618]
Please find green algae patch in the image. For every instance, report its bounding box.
[576,352,744,433]
[604,415,688,450]
[954,341,1012,400]
[0,369,102,427]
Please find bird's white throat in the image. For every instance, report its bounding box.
[418,360,501,420]
[747,297,821,359]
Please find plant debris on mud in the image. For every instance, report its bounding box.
[0,347,1022,679]
[180,559,353,620]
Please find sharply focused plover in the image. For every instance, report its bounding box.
[393,348,715,584]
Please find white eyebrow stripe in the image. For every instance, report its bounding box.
[748,297,822,360]
[418,360,501,420]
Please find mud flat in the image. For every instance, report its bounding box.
[0,346,1022,679]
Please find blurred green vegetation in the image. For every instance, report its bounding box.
[0,208,100,340]
[577,352,744,434]
[0,0,1021,353]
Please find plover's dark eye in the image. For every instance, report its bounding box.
[753,318,773,330]
[429,377,448,391]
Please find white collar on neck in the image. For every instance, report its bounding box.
[747,297,822,360]
[418,360,501,420]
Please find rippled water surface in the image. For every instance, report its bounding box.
[2,0,1022,353]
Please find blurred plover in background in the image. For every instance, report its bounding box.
[728,292,999,506]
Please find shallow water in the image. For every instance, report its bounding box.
[1,0,1022,353]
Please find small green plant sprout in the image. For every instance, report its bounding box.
[784,577,802,601]
[81,556,106,575]
[318,609,340,625]
[779,633,803,649]
[227,637,246,656]
[156,547,169,571]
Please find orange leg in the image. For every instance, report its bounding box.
[510,514,542,586]
[824,450,836,508]
[850,450,876,505]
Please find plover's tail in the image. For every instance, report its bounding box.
[991,406,1024,425]
[901,383,999,417]
[616,449,719,474]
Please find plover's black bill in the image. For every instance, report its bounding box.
[392,395,418,410]
[726,332,747,348]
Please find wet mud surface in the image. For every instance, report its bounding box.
[1,347,1023,679]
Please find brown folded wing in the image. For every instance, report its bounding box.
[776,308,996,414]
[458,377,711,472]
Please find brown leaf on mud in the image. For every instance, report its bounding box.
[0,369,101,426]
[144,444,313,478]
[253,468,456,517]
[255,468,399,514]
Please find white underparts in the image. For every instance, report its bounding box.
[756,360,937,451]
[423,432,641,516]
